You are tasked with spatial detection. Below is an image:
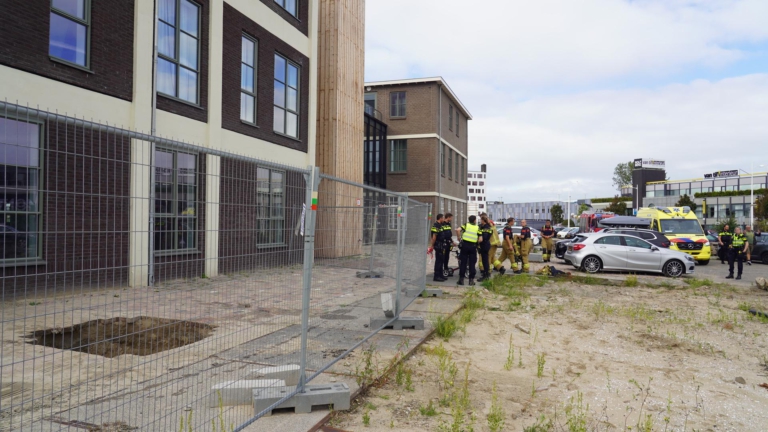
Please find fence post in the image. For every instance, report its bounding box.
[394,194,407,314]
[298,166,321,393]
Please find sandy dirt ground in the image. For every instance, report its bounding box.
[331,274,768,431]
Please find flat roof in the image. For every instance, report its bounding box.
[364,77,473,120]
[647,171,768,185]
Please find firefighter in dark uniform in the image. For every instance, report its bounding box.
[441,213,454,276]
[428,214,446,282]
[456,215,482,286]
[519,219,533,273]
[540,220,556,262]
[498,218,520,273]
[718,224,732,264]
[477,215,494,282]
[726,227,749,280]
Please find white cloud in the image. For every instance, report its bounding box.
[365,0,768,204]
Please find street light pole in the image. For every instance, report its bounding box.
[751,161,754,228]
[567,194,571,228]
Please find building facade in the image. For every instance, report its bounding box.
[363,78,471,223]
[467,164,487,217]
[0,0,328,291]
[486,201,562,223]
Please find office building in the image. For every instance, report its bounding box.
[467,164,487,217]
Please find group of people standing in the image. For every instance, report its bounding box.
[429,213,557,286]
[717,225,761,280]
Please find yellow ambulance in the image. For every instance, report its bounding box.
[636,206,712,265]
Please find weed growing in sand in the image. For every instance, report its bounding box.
[684,278,713,289]
[355,344,379,387]
[432,314,460,340]
[463,287,485,310]
[362,409,370,427]
[625,275,638,287]
[591,300,615,320]
[518,347,523,367]
[404,368,414,392]
[395,361,405,386]
[419,400,438,417]
[564,391,588,432]
[426,342,459,393]
[523,415,553,432]
[438,362,475,432]
[504,334,514,371]
[536,353,546,378]
[487,382,506,432]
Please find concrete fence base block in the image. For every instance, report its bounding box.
[405,288,423,297]
[210,379,284,407]
[380,292,395,318]
[370,316,424,330]
[423,288,443,297]
[253,383,350,416]
[529,253,543,262]
[356,271,383,279]
[245,364,300,386]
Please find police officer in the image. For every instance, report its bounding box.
[456,215,482,286]
[519,219,533,273]
[428,214,446,282]
[442,213,454,276]
[498,217,520,274]
[726,227,749,280]
[540,219,555,263]
[718,224,732,264]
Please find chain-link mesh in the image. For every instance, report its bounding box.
[0,102,429,431]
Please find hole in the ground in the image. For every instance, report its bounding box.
[26,316,215,358]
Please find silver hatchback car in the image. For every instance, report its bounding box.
[565,232,695,277]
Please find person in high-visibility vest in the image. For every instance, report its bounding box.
[726,227,749,280]
[519,219,533,273]
[498,217,520,273]
[455,215,483,286]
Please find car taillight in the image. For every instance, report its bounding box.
[661,242,670,248]
[572,244,586,251]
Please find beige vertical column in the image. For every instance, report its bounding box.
[128,0,157,286]
[315,0,365,258]
[203,0,224,276]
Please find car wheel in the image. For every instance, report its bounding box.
[581,256,602,274]
[762,252,768,265]
[663,260,684,278]
[697,260,709,266]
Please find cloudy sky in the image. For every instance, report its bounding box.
[365,0,768,203]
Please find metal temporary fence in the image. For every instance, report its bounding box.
[0,101,429,432]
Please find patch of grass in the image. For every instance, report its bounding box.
[432,314,460,340]
[624,275,639,287]
[591,300,615,320]
[536,353,546,378]
[564,391,588,432]
[523,415,553,432]
[462,287,485,310]
[354,344,379,388]
[362,409,370,427]
[419,400,438,417]
[684,278,713,288]
[504,334,514,371]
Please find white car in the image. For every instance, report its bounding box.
[557,227,580,239]
[564,232,695,277]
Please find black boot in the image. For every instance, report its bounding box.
[498,266,506,275]
[736,274,742,280]
[477,272,486,282]
[469,278,475,286]
[457,278,465,286]
[726,273,734,279]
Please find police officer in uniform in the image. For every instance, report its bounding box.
[441,213,454,276]
[498,217,520,273]
[428,214,446,282]
[726,227,749,280]
[456,215,482,286]
[718,224,732,264]
[519,219,533,273]
[477,215,494,282]
[540,220,555,263]
[478,213,505,277]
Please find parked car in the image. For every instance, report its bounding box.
[496,226,541,245]
[600,228,671,249]
[557,227,580,239]
[753,234,768,264]
[555,234,590,260]
[564,232,696,277]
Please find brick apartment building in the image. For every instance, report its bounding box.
[363,78,471,224]
[0,0,366,293]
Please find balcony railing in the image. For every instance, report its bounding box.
[364,104,382,121]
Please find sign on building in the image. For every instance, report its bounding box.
[704,170,738,179]
[633,158,666,169]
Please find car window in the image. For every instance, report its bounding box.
[595,236,623,246]
[624,236,652,249]
[572,235,588,244]
[639,232,654,240]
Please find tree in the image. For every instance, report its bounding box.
[675,194,697,212]
[755,194,768,222]
[604,195,628,215]
[714,214,738,233]
[612,161,633,192]
[578,203,589,215]
[550,204,564,224]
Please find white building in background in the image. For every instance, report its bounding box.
[467,164,487,216]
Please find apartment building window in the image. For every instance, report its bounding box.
[448,105,453,131]
[456,113,460,137]
[240,35,258,124]
[440,144,446,176]
[257,167,285,245]
[390,92,406,117]
[49,0,90,68]
[460,158,465,185]
[154,150,197,252]
[274,54,300,138]
[0,118,42,262]
[157,0,201,104]
[274,0,298,17]
[448,150,453,179]
[364,92,377,115]
[454,155,459,183]
[390,139,407,172]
